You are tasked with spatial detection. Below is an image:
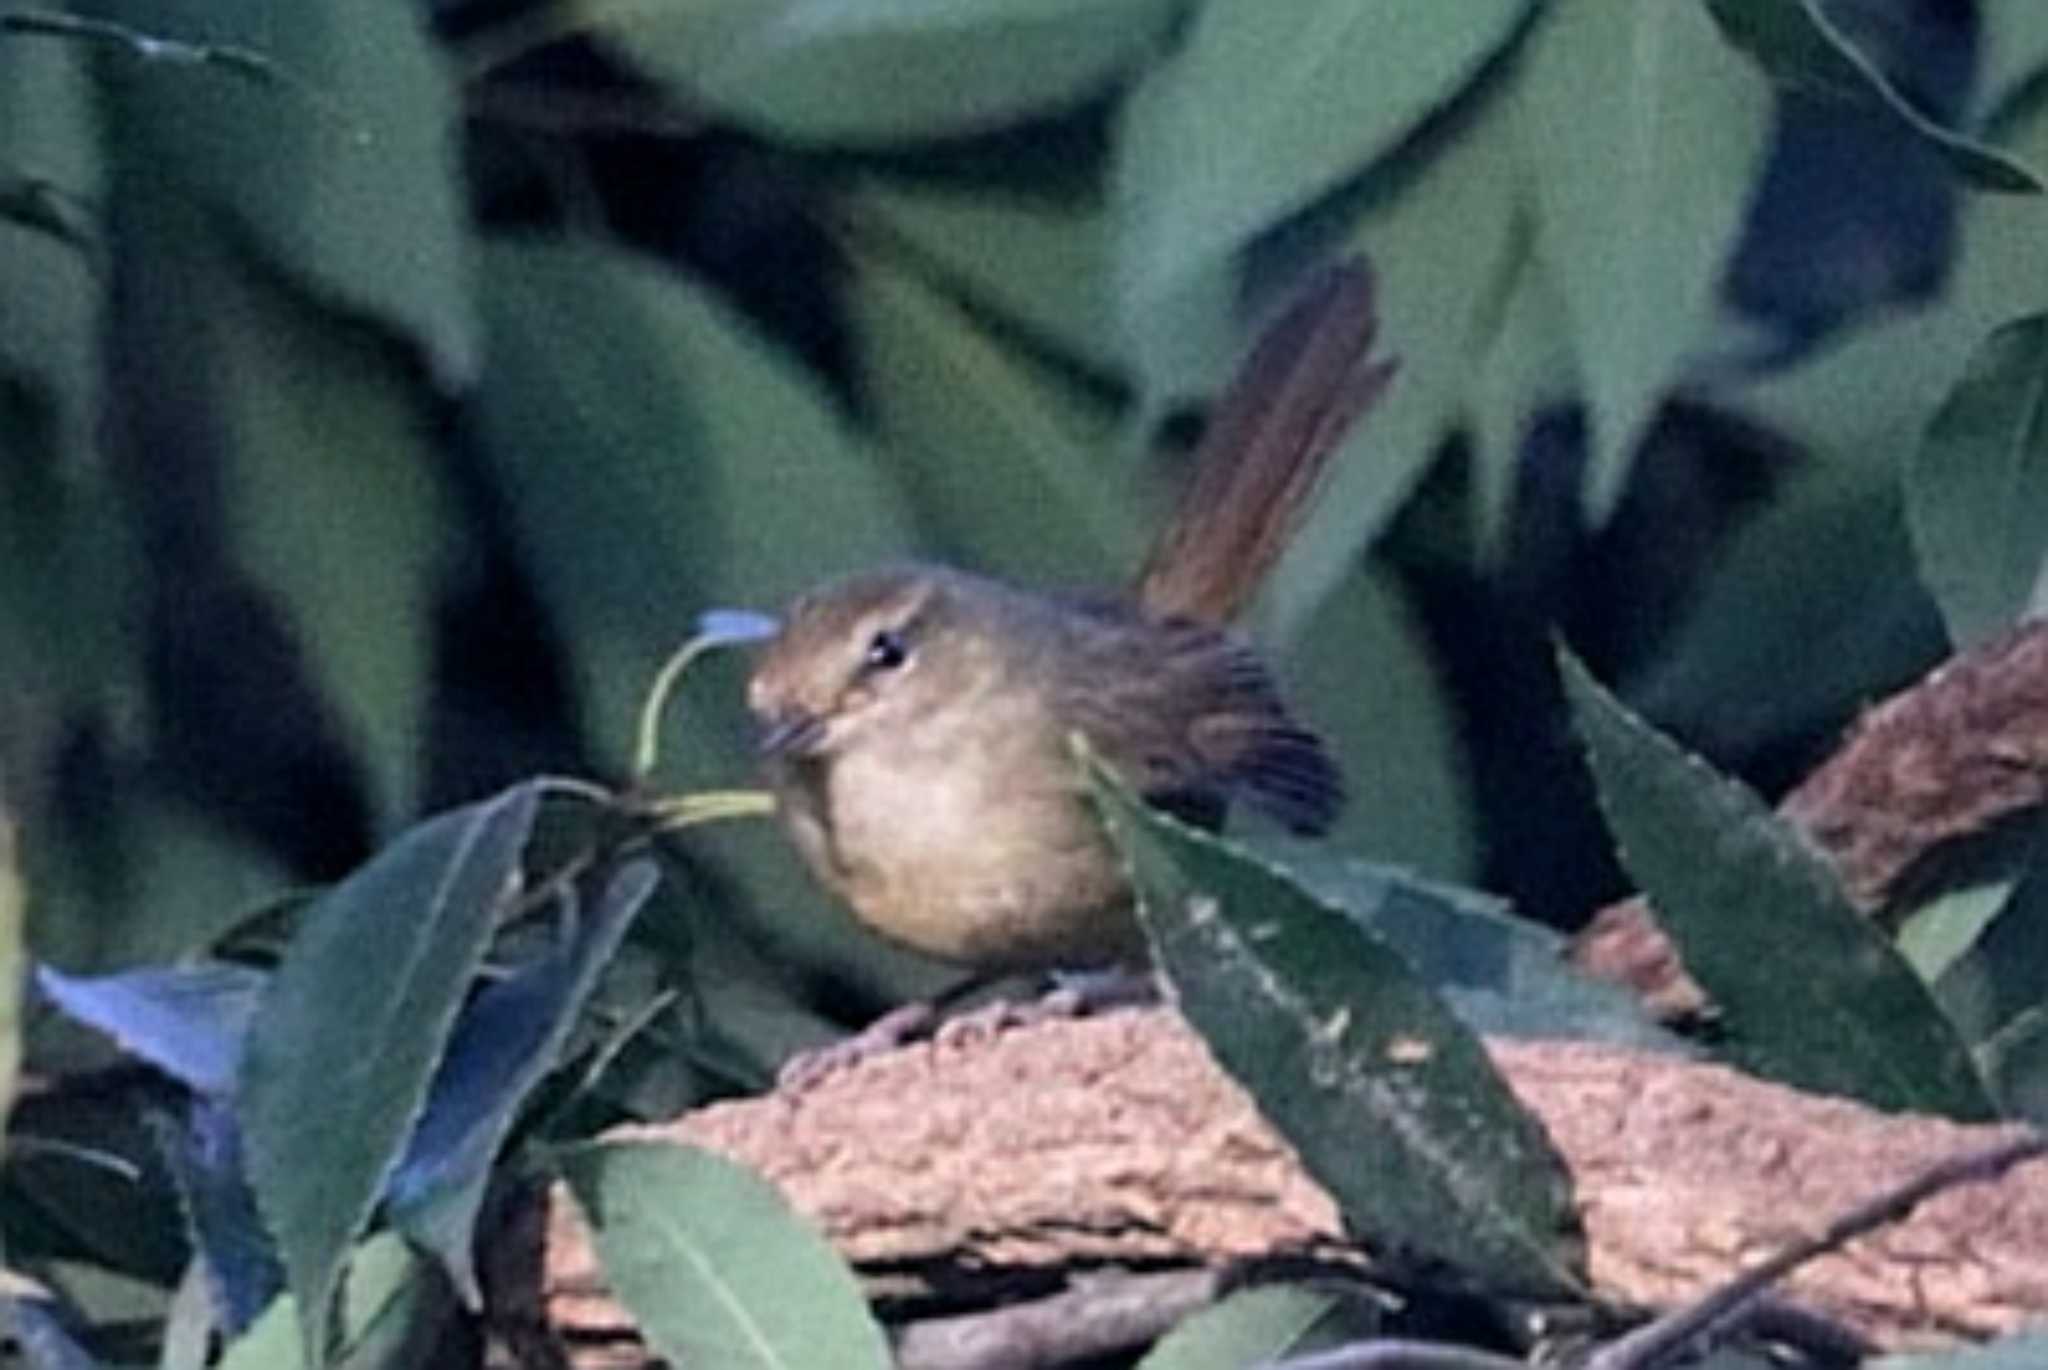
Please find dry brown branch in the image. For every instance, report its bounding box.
[540,1015,2048,1367]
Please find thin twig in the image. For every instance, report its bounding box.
[1583,1131,2048,1370]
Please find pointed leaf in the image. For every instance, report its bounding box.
[1518,0,1775,519]
[102,0,474,380]
[1708,0,2043,192]
[561,1140,890,1370]
[1907,313,2048,646]
[35,963,266,1097]
[388,860,659,1307]
[150,1101,280,1335]
[1265,846,1680,1052]
[1113,0,1531,390]
[239,782,539,1364]
[1559,648,1995,1119]
[1138,1284,1380,1370]
[1085,755,1586,1298]
[596,0,1180,146]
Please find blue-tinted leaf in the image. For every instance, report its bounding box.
[150,1101,280,1335]
[562,1141,891,1370]
[35,963,266,1097]
[1560,648,1995,1119]
[240,783,539,1364]
[388,860,658,1307]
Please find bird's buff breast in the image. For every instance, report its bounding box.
[771,739,1144,970]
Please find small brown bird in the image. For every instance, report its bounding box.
[748,259,1394,973]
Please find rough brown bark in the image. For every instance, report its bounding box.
[542,1015,2048,1365]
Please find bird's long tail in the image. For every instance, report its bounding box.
[1132,257,1396,626]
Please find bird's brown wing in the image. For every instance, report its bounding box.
[1054,615,1344,836]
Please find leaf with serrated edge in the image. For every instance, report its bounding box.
[562,1141,890,1370]
[1559,648,1995,1119]
[1084,749,1585,1298]
[240,782,539,1364]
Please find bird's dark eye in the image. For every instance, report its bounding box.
[862,629,910,672]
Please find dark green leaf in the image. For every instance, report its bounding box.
[1261,569,1476,883]
[597,0,1180,146]
[1707,0,2043,192]
[843,235,1134,586]
[1628,466,1942,762]
[214,1234,444,1370]
[240,782,539,1364]
[1086,754,1586,1299]
[1559,647,1995,1119]
[560,1140,890,1370]
[1907,313,2048,646]
[1519,0,1775,519]
[1137,1284,1381,1370]
[387,860,659,1307]
[91,0,475,381]
[471,239,917,769]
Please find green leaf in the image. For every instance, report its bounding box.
[560,1140,890,1370]
[1932,839,2048,1049]
[1264,845,1681,1052]
[1086,753,1587,1299]
[1898,881,2018,985]
[846,178,1125,375]
[1518,0,1775,520]
[1137,1284,1380,1370]
[1259,569,1475,882]
[595,0,1179,146]
[471,239,918,771]
[240,782,539,1364]
[1726,96,2048,480]
[1262,88,1529,638]
[1977,8,2048,126]
[387,860,659,1307]
[1873,1330,2048,1370]
[1559,647,1996,1120]
[1980,1007,2048,1124]
[1627,464,1940,762]
[1907,313,2048,646]
[216,1233,445,1370]
[843,234,1134,586]
[1113,0,1532,399]
[1707,0,2044,192]
[92,0,475,381]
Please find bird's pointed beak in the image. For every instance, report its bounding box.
[756,709,828,758]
